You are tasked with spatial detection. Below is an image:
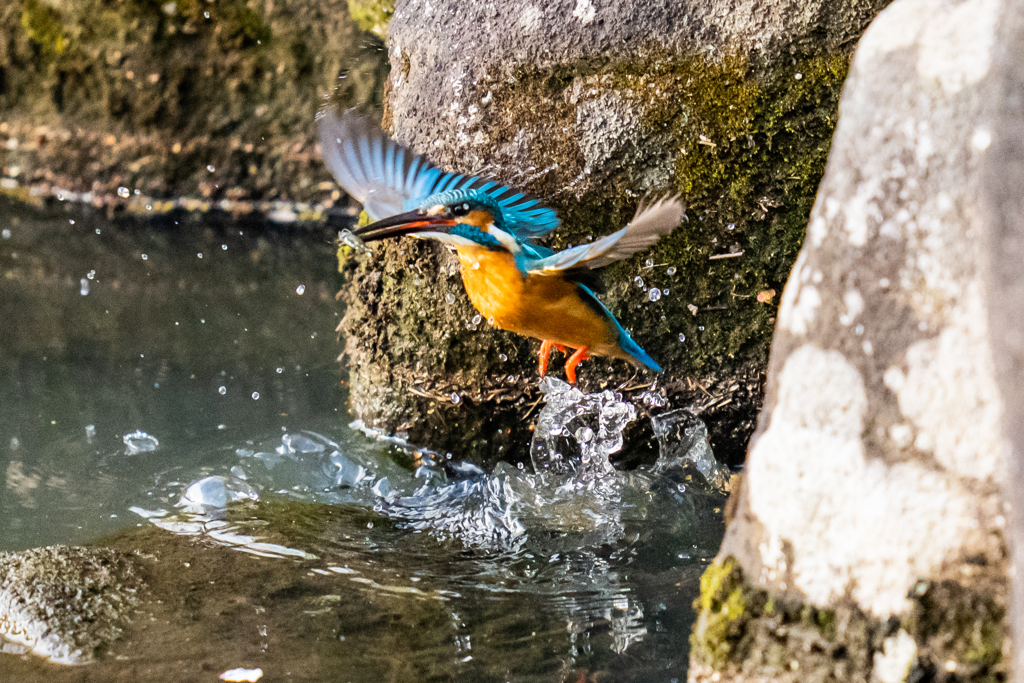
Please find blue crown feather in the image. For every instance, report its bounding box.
[317,109,560,240]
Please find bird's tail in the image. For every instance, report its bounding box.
[611,317,663,372]
[577,285,662,372]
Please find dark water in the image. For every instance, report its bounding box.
[0,197,723,682]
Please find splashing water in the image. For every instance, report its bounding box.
[530,377,634,482]
[651,409,729,489]
[123,430,159,454]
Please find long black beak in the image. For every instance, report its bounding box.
[353,210,455,243]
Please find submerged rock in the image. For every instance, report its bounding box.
[691,0,1018,679]
[0,545,143,664]
[338,0,891,465]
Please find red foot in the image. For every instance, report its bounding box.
[538,340,567,377]
[564,346,590,384]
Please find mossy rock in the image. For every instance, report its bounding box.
[347,0,393,40]
[0,0,388,202]
[337,0,889,465]
[689,557,1008,683]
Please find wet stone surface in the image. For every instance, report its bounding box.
[0,546,143,665]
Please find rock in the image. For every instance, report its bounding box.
[338,0,889,465]
[691,0,1016,679]
[0,545,143,664]
[0,0,386,204]
[980,4,1024,678]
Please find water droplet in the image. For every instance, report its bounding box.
[134,189,140,196]
[218,386,227,395]
[445,294,456,304]
[678,333,687,342]
[645,258,653,268]
[207,164,215,172]
[252,391,260,400]
[487,316,495,325]
[471,314,482,325]
[141,253,148,260]
[80,278,89,296]
[95,228,101,234]
[117,186,130,198]
[795,72,803,80]
[123,430,159,454]
[634,276,644,288]
[197,252,203,258]
[472,261,480,270]
[727,223,735,230]
[69,219,75,225]
[698,325,705,331]
[575,426,595,443]
[664,288,670,295]
[145,204,152,211]
[296,284,306,295]
[648,288,662,302]
[451,393,462,404]
[498,353,507,362]
[1,228,10,239]
[276,367,284,374]
[221,244,227,250]
[666,266,677,276]
[57,193,64,201]
[87,270,95,280]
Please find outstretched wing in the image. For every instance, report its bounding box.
[316,109,442,221]
[525,196,685,273]
[317,108,561,238]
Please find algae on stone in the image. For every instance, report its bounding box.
[688,557,1008,683]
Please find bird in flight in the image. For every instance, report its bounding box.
[317,110,684,384]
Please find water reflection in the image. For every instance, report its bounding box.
[0,198,723,682]
[0,197,343,550]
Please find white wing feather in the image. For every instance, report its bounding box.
[526,196,685,273]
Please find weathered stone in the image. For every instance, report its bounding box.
[692,0,1016,678]
[979,2,1024,679]
[0,545,143,664]
[0,0,386,204]
[338,0,891,466]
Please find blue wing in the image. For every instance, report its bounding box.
[421,178,561,239]
[317,109,560,239]
[316,109,442,221]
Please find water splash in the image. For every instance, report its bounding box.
[530,377,634,483]
[123,430,159,454]
[651,409,728,489]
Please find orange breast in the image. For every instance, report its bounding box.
[455,246,628,360]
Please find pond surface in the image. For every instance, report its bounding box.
[0,197,724,682]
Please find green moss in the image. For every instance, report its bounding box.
[20,0,67,59]
[690,557,749,668]
[691,557,1008,681]
[347,0,393,39]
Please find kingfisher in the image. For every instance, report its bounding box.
[317,110,684,384]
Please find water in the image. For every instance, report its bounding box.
[0,197,727,681]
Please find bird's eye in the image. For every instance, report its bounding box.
[451,203,471,217]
